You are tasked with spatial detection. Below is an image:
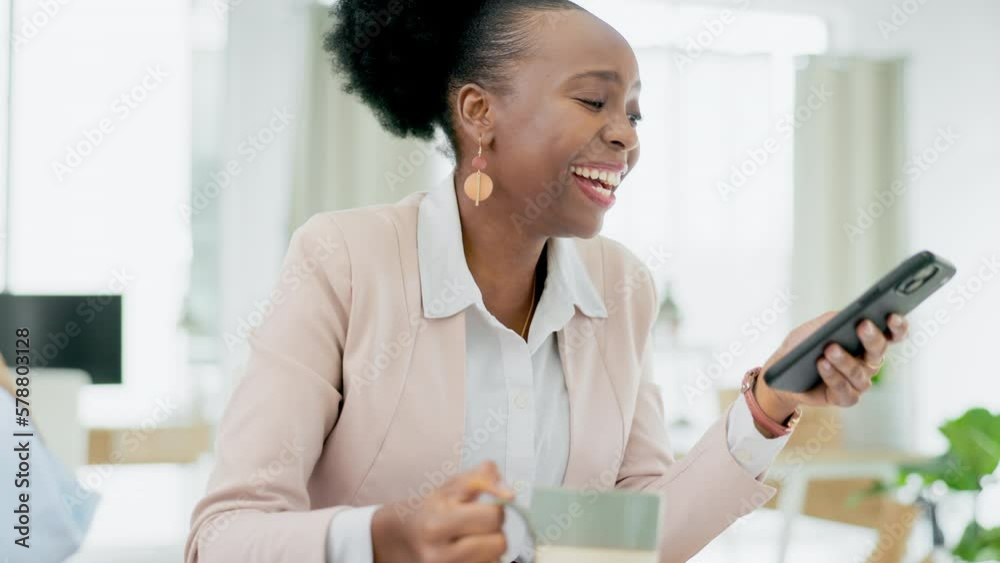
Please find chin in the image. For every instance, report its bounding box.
[564,216,604,239]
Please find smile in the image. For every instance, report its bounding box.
[570,165,623,208]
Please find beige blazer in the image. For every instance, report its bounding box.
[185,190,776,563]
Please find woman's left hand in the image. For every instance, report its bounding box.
[752,311,910,425]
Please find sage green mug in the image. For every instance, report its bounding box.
[494,486,662,562]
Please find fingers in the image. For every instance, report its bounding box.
[823,342,873,394]
[443,532,508,563]
[856,319,889,371]
[446,461,514,503]
[436,502,506,540]
[887,313,909,343]
[817,357,862,406]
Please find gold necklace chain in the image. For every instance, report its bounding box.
[519,269,537,340]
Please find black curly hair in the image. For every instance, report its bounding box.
[324,0,583,157]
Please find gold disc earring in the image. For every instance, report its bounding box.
[463,135,493,206]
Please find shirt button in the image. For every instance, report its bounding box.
[515,393,529,409]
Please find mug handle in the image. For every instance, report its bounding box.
[485,494,537,561]
[468,478,537,560]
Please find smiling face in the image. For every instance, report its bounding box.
[457,8,642,239]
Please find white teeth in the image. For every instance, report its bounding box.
[570,166,623,188]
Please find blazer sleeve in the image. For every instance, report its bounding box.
[614,266,778,563]
[185,214,355,563]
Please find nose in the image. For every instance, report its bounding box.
[601,112,639,153]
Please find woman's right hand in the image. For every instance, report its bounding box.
[372,460,514,563]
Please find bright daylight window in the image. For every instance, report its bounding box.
[5,0,191,423]
[576,0,829,433]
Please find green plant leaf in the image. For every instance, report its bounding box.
[952,522,1000,561]
[939,408,1000,487]
[883,409,1000,493]
[870,365,884,386]
[898,453,982,491]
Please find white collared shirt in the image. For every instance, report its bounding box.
[326,178,791,562]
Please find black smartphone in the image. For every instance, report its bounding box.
[763,250,956,393]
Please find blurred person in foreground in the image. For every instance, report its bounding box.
[1,354,99,562]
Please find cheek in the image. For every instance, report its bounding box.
[629,144,641,169]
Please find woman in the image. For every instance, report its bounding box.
[186,2,910,562]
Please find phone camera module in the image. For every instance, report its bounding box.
[896,265,939,295]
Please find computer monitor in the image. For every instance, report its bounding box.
[0,293,123,384]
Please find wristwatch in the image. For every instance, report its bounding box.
[741,367,802,437]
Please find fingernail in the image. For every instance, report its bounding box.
[890,315,903,328]
[831,347,844,360]
[865,323,876,337]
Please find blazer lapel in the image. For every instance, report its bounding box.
[558,313,625,491]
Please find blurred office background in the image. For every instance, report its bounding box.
[0,0,997,561]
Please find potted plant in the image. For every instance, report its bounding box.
[869,408,1000,561]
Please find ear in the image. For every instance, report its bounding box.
[455,83,496,147]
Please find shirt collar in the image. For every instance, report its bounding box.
[417,174,608,320]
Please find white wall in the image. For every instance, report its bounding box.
[867,0,1000,450]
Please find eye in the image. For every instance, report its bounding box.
[577,98,606,110]
[629,113,643,127]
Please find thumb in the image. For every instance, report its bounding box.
[449,462,515,503]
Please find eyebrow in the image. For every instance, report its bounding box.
[567,70,642,90]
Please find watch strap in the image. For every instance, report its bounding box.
[741,367,801,437]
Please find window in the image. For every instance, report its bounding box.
[5,0,192,423]
[577,0,828,434]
